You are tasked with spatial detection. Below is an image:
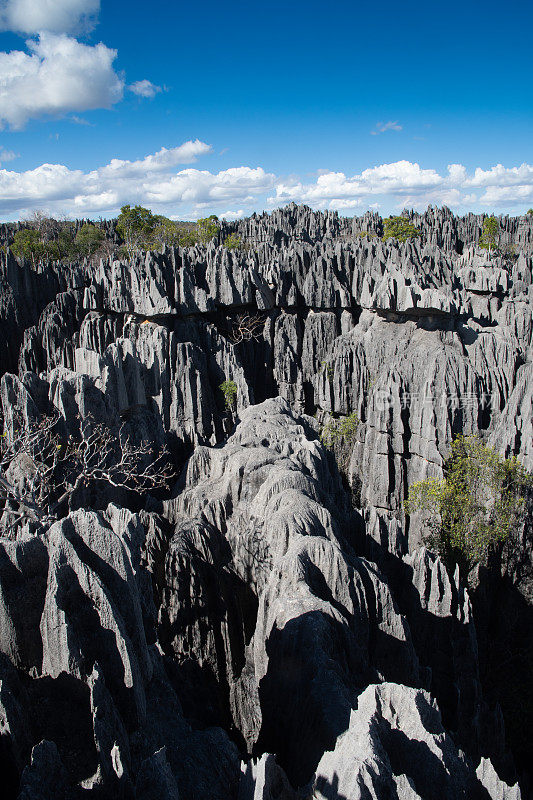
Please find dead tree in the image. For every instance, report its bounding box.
[0,411,174,530]
[229,313,266,344]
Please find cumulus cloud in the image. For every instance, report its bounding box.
[464,163,533,188]
[0,0,100,35]
[268,160,533,212]
[272,161,443,205]
[0,140,277,218]
[371,120,403,135]
[0,149,532,220]
[219,209,245,221]
[0,33,124,129]
[146,167,275,206]
[128,79,163,98]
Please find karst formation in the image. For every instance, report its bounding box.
[0,203,532,799]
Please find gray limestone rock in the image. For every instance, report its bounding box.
[313,683,520,800]
[17,740,69,800]
[0,204,532,798]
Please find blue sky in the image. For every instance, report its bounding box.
[0,0,532,221]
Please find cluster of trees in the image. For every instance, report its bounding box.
[406,435,531,573]
[356,216,421,242]
[116,205,245,255]
[4,205,247,267]
[116,205,221,256]
[7,214,109,266]
[370,213,523,256]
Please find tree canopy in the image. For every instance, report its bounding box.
[406,435,531,572]
[197,215,219,244]
[479,215,499,251]
[223,233,242,249]
[75,223,105,258]
[116,205,219,254]
[382,216,421,242]
[10,229,46,265]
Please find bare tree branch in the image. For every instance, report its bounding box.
[0,410,174,530]
[229,313,266,344]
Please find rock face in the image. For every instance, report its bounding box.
[0,204,532,798]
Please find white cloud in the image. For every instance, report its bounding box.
[0,140,277,218]
[0,33,124,129]
[478,185,533,205]
[128,79,162,98]
[272,161,443,205]
[0,0,100,35]
[0,147,17,163]
[0,149,532,220]
[371,120,402,135]
[70,115,93,126]
[145,166,275,206]
[268,160,533,212]
[219,209,245,220]
[465,163,533,188]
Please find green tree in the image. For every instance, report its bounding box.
[75,224,105,258]
[116,204,156,256]
[479,215,499,252]
[179,229,199,247]
[150,216,182,249]
[223,233,242,249]
[527,209,533,216]
[406,435,531,571]
[54,227,77,260]
[382,216,421,242]
[197,215,219,244]
[11,229,46,265]
[320,412,359,449]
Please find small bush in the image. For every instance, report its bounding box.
[479,215,499,251]
[219,380,238,412]
[320,412,359,449]
[223,233,242,249]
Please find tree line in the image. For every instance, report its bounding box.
[2,205,245,266]
[3,206,527,267]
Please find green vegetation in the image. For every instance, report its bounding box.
[406,435,532,571]
[116,204,157,256]
[10,218,105,265]
[320,360,333,383]
[527,208,533,216]
[382,216,421,242]
[178,230,199,246]
[11,228,47,265]
[75,223,105,258]
[6,206,222,267]
[116,206,219,254]
[479,215,499,251]
[223,233,243,249]
[151,215,183,248]
[357,230,377,239]
[197,215,219,244]
[219,380,238,412]
[320,412,359,449]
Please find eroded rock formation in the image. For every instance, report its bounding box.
[0,204,531,798]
